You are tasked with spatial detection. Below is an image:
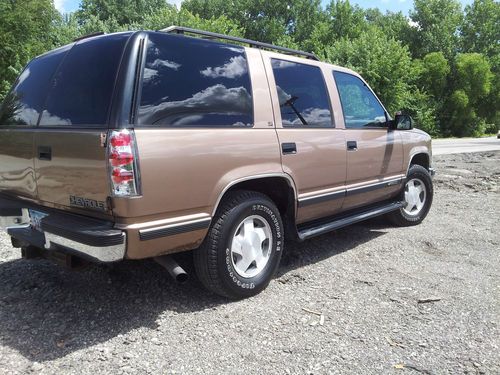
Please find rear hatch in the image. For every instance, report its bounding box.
[0,33,132,217]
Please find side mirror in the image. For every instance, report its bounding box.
[390,114,413,130]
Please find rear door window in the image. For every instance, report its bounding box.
[0,46,69,126]
[39,33,130,127]
[137,33,254,127]
[333,71,387,129]
[271,59,333,128]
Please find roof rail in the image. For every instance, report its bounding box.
[159,26,319,61]
[73,31,105,42]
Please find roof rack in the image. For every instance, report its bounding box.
[160,26,319,61]
[73,31,105,42]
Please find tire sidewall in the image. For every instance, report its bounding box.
[217,198,283,297]
[399,166,433,223]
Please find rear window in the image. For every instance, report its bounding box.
[39,33,129,127]
[0,46,69,126]
[137,33,254,127]
[271,59,333,128]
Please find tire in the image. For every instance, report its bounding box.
[194,190,284,299]
[388,164,434,226]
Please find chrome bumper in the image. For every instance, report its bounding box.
[43,231,126,263]
[1,208,126,263]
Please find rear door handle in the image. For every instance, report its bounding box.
[347,141,357,151]
[38,146,52,161]
[282,142,297,155]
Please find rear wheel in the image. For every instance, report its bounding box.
[388,164,433,226]
[194,191,284,299]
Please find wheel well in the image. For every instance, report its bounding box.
[410,153,429,170]
[222,177,295,217]
[218,177,297,240]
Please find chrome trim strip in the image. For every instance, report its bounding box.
[298,175,405,206]
[212,173,298,216]
[345,177,403,196]
[139,217,212,241]
[298,190,345,207]
[44,231,126,263]
[116,213,211,230]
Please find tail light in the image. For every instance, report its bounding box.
[107,129,141,197]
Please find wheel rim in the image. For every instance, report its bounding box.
[230,215,273,278]
[403,178,427,216]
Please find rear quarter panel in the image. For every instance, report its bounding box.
[116,47,282,258]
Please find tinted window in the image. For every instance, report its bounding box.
[271,59,332,128]
[0,46,69,126]
[138,33,253,127]
[39,34,129,126]
[333,71,386,129]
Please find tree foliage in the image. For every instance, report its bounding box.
[0,0,498,136]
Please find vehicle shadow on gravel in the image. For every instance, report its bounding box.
[0,219,391,362]
[278,218,389,276]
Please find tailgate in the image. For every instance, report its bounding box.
[30,33,132,215]
[35,129,112,213]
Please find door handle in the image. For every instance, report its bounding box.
[38,146,52,161]
[347,141,357,151]
[281,142,297,155]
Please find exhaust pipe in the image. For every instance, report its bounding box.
[154,255,189,284]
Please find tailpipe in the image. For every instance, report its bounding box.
[154,255,189,284]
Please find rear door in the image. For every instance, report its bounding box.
[34,33,131,215]
[0,46,69,199]
[262,52,347,224]
[332,70,404,210]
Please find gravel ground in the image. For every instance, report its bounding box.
[0,152,498,374]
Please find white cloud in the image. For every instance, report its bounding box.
[200,56,248,79]
[151,59,181,71]
[53,0,65,13]
[283,107,332,127]
[139,84,252,125]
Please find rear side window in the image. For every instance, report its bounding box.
[0,46,68,126]
[137,33,254,127]
[39,34,129,126]
[271,59,332,128]
[333,71,386,129]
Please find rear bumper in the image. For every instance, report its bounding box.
[0,195,125,263]
[429,167,436,178]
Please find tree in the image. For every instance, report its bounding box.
[364,9,413,45]
[442,53,493,136]
[76,0,171,26]
[409,0,463,59]
[322,26,416,114]
[0,0,60,100]
[183,0,326,45]
[461,0,500,59]
[416,52,450,99]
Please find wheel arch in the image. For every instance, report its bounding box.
[212,174,298,239]
[407,152,430,174]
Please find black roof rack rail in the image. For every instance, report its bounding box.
[73,31,105,42]
[159,26,319,61]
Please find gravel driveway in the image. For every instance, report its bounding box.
[0,152,498,374]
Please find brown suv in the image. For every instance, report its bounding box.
[0,27,434,298]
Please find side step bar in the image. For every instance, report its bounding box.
[298,201,403,240]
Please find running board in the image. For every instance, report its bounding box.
[298,201,403,240]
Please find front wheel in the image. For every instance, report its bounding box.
[194,191,284,299]
[388,164,434,226]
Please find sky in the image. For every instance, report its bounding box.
[54,0,474,15]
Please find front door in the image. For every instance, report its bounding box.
[332,70,404,211]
